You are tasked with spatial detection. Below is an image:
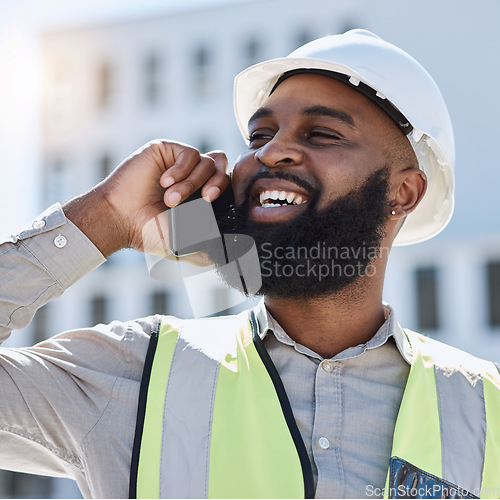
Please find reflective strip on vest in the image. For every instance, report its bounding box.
[386,330,500,498]
[131,311,313,499]
[130,316,181,499]
[480,365,500,498]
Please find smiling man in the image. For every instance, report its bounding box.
[1,30,500,499]
[216,71,422,358]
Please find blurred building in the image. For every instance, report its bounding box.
[2,0,500,497]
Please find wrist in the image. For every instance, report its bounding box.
[63,186,129,258]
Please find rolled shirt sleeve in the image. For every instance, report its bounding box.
[0,207,154,496]
[0,203,105,341]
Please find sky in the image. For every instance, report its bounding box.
[0,0,248,237]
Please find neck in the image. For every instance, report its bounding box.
[264,280,386,359]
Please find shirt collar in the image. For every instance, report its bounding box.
[251,298,413,365]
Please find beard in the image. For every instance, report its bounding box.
[212,166,391,300]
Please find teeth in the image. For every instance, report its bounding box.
[258,189,308,207]
[259,190,271,205]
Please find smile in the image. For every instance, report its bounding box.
[248,178,312,222]
[259,190,308,208]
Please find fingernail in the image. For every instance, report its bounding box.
[203,186,220,202]
[162,176,174,188]
[168,192,181,206]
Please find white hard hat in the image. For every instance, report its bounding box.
[233,29,455,246]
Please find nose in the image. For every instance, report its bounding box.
[254,134,304,168]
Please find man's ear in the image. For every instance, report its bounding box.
[390,168,427,218]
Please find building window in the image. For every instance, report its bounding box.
[487,261,500,327]
[91,295,108,325]
[144,53,162,105]
[45,59,72,121]
[97,153,114,266]
[338,20,358,34]
[97,62,112,108]
[212,287,239,316]
[0,470,52,498]
[294,30,314,50]
[151,291,170,316]
[197,139,212,154]
[99,153,113,180]
[244,38,261,67]
[32,304,50,344]
[44,158,69,205]
[415,266,440,331]
[194,46,211,97]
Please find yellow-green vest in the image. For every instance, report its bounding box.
[129,308,500,499]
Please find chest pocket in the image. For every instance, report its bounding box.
[389,457,478,499]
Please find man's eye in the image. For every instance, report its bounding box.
[248,132,273,143]
[309,130,342,141]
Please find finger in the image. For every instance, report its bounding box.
[163,155,217,207]
[205,150,229,174]
[159,146,203,188]
[201,169,231,202]
[201,151,229,201]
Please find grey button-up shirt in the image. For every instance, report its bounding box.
[0,204,411,498]
[260,308,410,498]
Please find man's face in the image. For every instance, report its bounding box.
[218,73,398,298]
[232,73,396,218]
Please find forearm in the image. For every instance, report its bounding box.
[62,185,128,258]
[0,204,105,341]
[0,140,229,342]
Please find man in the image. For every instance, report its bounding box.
[0,29,499,499]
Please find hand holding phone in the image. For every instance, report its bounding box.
[168,184,235,257]
[164,183,262,297]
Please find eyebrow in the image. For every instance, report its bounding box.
[248,107,273,126]
[302,105,355,127]
[248,105,355,128]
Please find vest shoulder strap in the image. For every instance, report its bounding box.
[130,311,313,499]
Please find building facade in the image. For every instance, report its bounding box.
[2,0,500,496]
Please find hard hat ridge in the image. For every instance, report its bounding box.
[233,29,455,246]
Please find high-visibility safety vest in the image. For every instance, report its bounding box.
[129,307,500,499]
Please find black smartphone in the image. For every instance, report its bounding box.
[168,184,235,256]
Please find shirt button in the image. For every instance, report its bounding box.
[321,360,334,373]
[32,220,46,230]
[54,235,67,248]
[318,437,330,450]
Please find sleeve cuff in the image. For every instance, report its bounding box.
[10,203,106,290]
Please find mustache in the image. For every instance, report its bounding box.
[241,169,320,204]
